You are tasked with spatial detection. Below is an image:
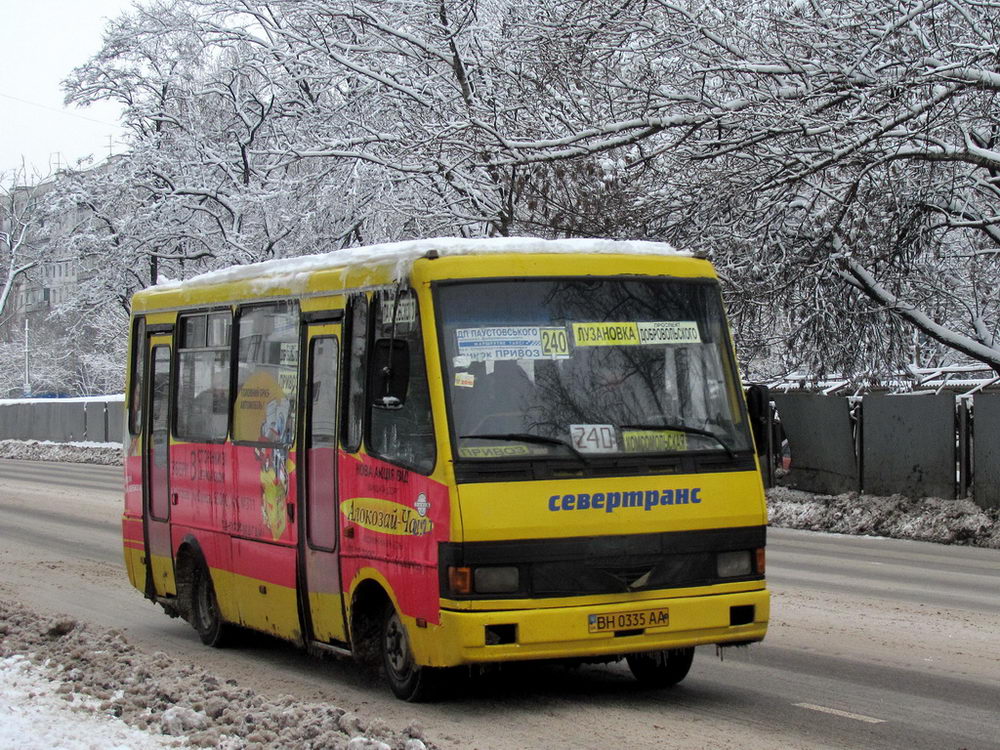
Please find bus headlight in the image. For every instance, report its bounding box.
[474,566,520,594]
[717,550,752,578]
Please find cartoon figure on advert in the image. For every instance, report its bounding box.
[256,395,293,540]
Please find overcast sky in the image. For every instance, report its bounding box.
[0,0,134,181]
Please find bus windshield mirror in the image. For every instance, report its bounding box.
[371,338,409,409]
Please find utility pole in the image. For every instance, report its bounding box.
[23,318,30,397]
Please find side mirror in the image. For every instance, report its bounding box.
[371,338,410,409]
[744,384,770,456]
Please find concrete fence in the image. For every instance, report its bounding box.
[769,391,1000,510]
[0,396,125,444]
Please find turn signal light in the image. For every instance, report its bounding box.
[449,566,472,595]
[755,547,766,575]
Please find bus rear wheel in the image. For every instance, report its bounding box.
[626,647,694,688]
[190,561,234,648]
[381,605,447,702]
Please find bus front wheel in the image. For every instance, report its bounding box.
[381,605,447,702]
[625,647,694,688]
[190,562,234,648]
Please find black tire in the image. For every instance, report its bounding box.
[381,604,448,702]
[626,647,695,688]
[190,561,235,647]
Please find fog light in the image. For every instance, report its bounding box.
[474,566,519,594]
[717,550,751,578]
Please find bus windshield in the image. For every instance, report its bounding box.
[435,277,753,462]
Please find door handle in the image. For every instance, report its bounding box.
[171,493,179,505]
[287,502,295,522]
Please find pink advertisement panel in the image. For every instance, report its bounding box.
[338,453,450,624]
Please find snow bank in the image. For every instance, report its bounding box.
[0,600,431,750]
[0,395,124,405]
[0,653,181,750]
[0,439,123,465]
[767,486,1000,548]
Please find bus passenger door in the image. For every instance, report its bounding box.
[300,323,348,644]
[144,337,175,597]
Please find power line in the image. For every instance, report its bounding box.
[0,91,122,128]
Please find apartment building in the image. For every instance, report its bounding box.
[1,175,94,342]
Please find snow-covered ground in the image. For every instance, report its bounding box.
[1,651,181,750]
[0,601,427,750]
[1,437,997,749]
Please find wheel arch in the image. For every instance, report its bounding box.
[173,534,207,622]
[347,568,398,666]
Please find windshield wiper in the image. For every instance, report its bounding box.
[459,432,591,465]
[619,423,736,459]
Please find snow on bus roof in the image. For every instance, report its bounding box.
[150,236,688,291]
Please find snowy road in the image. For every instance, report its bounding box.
[1,458,999,749]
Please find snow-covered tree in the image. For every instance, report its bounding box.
[473,0,1000,379]
[663,0,1000,380]
[50,0,1000,386]
[0,172,46,330]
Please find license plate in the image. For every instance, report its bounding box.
[588,607,669,633]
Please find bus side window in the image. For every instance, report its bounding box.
[233,302,299,445]
[175,311,232,442]
[368,289,435,474]
[342,294,369,453]
[128,317,146,435]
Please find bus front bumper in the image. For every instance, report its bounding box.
[417,588,769,667]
